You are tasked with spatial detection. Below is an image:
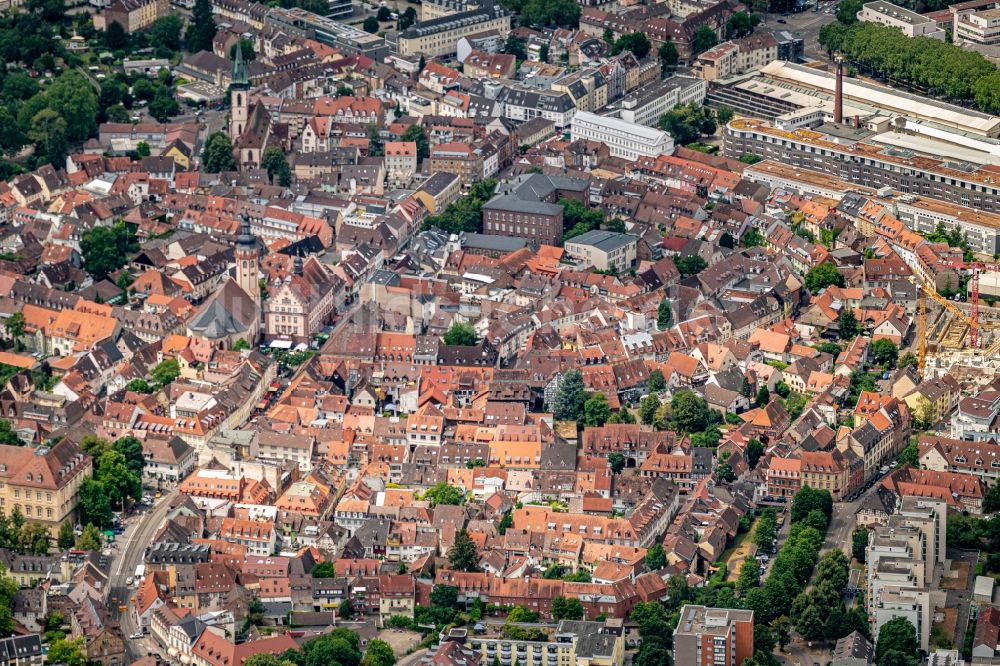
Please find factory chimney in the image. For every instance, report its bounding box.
[834,53,844,125]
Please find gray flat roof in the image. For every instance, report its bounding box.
[565,229,638,252]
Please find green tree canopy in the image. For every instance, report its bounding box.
[261,147,292,187]
[611,33,651,59]
[423,482,465,506]
[583,393,611,427]
[447,529,479,571]
[362,639,395,666]
[442,322,477,346]
[80,221,138,281]
[401,123,429,161]
[185,0,217,53]
[875,617,919,666]
[552,368,585,421]
[871,338,898,367]
[805,263,845,293]
[201,132,237,173]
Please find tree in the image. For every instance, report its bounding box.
[773,615,792,651]
[715,462,736,482]
[363,639,395,666]
[836,0,863,23]
[399,6,417,29]
[791,486,833,524]
[338,598,353,620]
[871,338,898,367]
[261,147,292,187]
[692,25,718,55]
[149,88,180,123]
[126,379,153,394]
[756,386,770,407]
[149,14,183,52]
[28,108,68,167]
[638,394,661,426]
[401,124,429,161]
[899,352,918,369]
[538,44,549,63]
[363,16,380,33]
[674,254,708,276]
[442,322,477,346]
[78,479,113,528]
[647,370,666,392]
[608,452,626,475]
[27,0,64,21]
[986,482,1000,513]
[367,123,383,157]
[505,34,527,60]
[448,529,479,571]
[46,638,86,666]
[423,482,465,506]
[97,449,141,507]
[151,358,180,387]
[552,369,585,421]
[0,420,20,447]
[104,21,129,50]
[3,311,25,347]
[746,439,764,469]
[805,263,845,293]
[736,557,759,593]
[504,0,581,28]
[311,561,335,578]
[113,436,145,478]
[76,523,103,551]
[852,526,869,563]
[57,521,75,550]
[637,543,665,572]
[899,440,919,467]
[551,596,584,621]
[670,390,711,433]
[583,393,611,427]
[201,132,237,173]
[376,6,392,20]
[837,309,861,340]
[507,606,538,624]
[716,105,735,127]
[612,33,651,59]
[657,299,672,330]
[185,0,216,53]
[658,40,679,76]
[876,617,919,666]
[726,11,760,39]
[80,221,137,281]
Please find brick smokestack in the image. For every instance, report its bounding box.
[834,54,844,125]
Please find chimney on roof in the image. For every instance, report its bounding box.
[834,54,844,125]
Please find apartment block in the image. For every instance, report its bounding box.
[857,0,947,39]
[866,496,948,652]
[673,605,754,666]
[571,112,674,161]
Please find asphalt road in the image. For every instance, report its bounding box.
[109,490,179,662]
[761,1,839,60]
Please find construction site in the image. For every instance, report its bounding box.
[917,270,1000,378]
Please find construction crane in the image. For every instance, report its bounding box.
[943,261,1000,349]
[911,275,1000,370]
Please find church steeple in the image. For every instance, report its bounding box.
[235,212,259,303]
[229,40,251,144]
[231,40,250,90]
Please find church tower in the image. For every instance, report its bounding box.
[236,212,259,303]
[229,40,250,142]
